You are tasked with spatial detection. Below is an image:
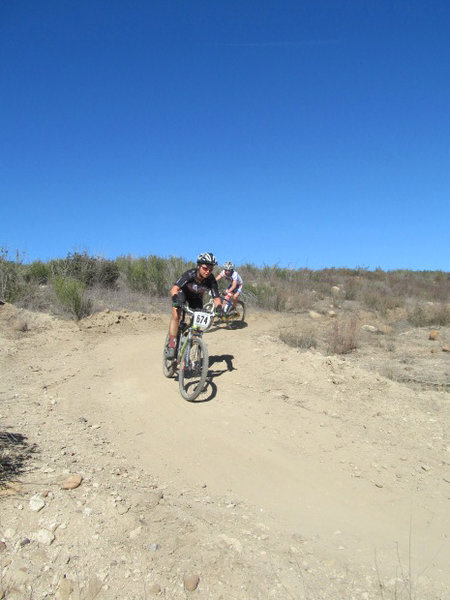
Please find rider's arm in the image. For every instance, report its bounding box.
[209,275,221,300]
[170,284,181,307]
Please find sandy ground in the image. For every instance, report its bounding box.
[1,302,449,599]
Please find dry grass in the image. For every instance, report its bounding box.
[326,317,359,354]
[279,326,318,350]
[407,303,450,327]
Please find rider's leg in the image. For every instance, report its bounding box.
[168,306,181,345]
[232,286,242,307]
[223,288,233,312]
[165,307,181,357]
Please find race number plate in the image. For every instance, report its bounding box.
[193,311,211,330]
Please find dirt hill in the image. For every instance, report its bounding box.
[1,303,449,599]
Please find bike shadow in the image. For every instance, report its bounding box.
[207,321,248,332]
[190,354,235,402]
[209,354,235,374]
[228,321,247,330]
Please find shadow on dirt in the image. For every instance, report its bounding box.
[209,354,235,375]
[207,320,248,333]
[186,354,236,403]
[0,430,38,487]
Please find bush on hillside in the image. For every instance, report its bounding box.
[52,276,92,320]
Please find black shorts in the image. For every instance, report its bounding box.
[177,291,203,310]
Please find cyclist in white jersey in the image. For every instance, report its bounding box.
[216,262,243,313]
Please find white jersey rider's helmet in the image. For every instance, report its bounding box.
[224,262,234,271]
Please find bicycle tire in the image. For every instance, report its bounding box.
[228,300,246,328]
[178,337,209,401]
[236,300,246,322]
[162,333,176,378]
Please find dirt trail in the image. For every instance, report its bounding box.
[1,304,449,599]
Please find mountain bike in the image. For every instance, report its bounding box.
[162,306,211,401]
[203,292,246,329]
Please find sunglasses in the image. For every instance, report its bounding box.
[200,264,213,271]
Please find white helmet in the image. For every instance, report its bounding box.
[224,261,234,271]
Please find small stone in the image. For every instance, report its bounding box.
[35,529,55,545]
[429,329,439,340]
[61,474,83,490]
[149,543,161,551]
[308,310,322,320]
[0,541,6,553]
[442,346,450,352]
[361,325,377,333]
[19,538,31,547]
[183,574,200,592]
[29,495,46,512]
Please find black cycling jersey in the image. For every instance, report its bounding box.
[175,268,220,307]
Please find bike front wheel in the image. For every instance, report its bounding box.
[202,300,215,331]
[162,333,177,378]
[178,337,209,401]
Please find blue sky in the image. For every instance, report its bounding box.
[1,1,449,270]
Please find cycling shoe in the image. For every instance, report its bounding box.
[164,346,176,359]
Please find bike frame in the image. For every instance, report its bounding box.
[177,309,206,366]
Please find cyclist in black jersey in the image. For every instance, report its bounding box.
[165,252,222,358]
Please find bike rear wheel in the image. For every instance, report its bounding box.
[162,333,176,378]
[178,337,209,401]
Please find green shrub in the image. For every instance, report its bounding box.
[119,254,177,295]
[24,261,51,285]
[147,255,167,295]
[122,257,150,292]
[48,252,119,288]
[52,277,92,320]
[0,247,21,301]
[97,260,120,288]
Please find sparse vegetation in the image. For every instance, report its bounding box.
[280,326,318,350]
[0,247,449,337]
[407,303,450,327]
[326,317,359,354]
